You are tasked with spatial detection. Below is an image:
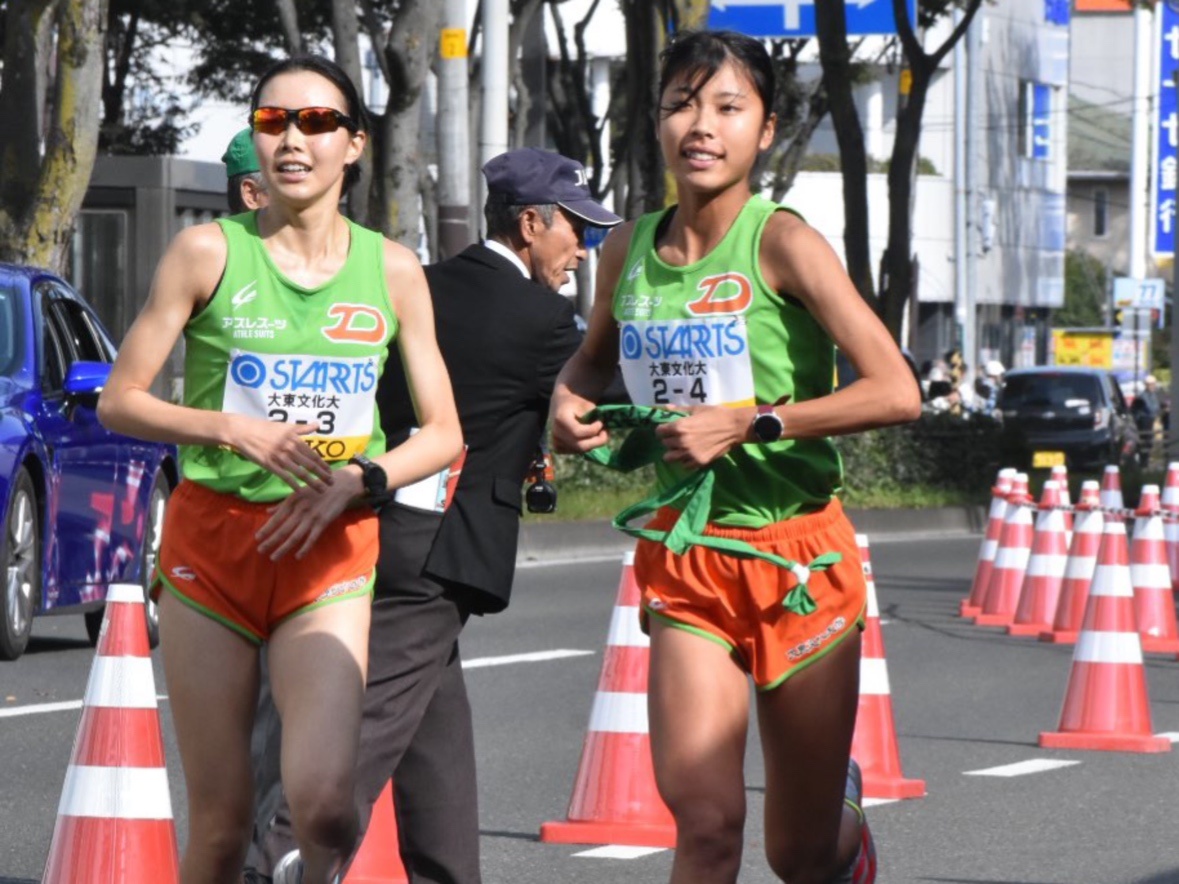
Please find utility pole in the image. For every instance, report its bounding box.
[479,0,511,217]
[953,7,972,370]
[963,6,982,369]
[437,0,472,258]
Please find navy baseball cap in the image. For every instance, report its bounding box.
[483,148,622,228]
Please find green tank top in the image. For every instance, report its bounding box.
[613,195,842,526]
[180,212,398,502]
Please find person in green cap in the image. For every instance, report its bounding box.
[222,127,268,214]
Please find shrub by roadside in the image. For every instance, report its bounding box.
[531,413,1005,522]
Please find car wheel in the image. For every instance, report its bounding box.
[140,470,169,649]
[83,468,170,649]
[1,469,40,661]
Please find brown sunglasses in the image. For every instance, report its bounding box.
[250,106,359,136]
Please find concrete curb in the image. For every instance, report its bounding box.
[517,505,986,565]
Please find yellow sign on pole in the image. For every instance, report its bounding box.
[441,28,467,59]
[1051,329,1114,368]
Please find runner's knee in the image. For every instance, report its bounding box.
[287,778,358,851]
[666,795,744,870]
[765,831,842,884]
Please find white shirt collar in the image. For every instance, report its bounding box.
[482,238,530,279]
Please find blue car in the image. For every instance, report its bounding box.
[0,263,177,660]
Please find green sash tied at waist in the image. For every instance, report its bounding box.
[580,404,840,616]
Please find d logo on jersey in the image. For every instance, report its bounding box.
[322,304,389,344]
[686,272,754,316]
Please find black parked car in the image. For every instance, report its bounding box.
[996,367,1138,471]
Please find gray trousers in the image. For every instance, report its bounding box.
[246,503,482,884]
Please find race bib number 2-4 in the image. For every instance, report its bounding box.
[222,349,377,462]
[619,317,755,408]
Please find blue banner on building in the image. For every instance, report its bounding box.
[1153,2,1179,257]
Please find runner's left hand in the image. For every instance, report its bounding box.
[655,405,748,469]
[256,472,361,560]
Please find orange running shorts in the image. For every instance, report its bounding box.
[633,497,866,690]
[152,480,378,644]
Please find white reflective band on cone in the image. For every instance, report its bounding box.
[1089,565,1135,598]
[994,548,1031,569]
[980,539,998,559]
[1027,554,1069,577]
[84,657,158,709]
[1063,556,1097,578]
[607,606,649,648]
[866,585,879,618]
[105,583,145,604]
[588,691,649,734]
[1074,631,1144,665]
[57,766,174,819]
[1131,563,1171,587]
[859,657,891,696]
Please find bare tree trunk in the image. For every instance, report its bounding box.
[815,0,876,308]
[274,0,302,53]
[768,80,827,202]
[670,0,709,30]
[0,0,109,271]
[330,0,371,222]
[620,0,663,216]
[0,0,56,223]
[880,0,983,340]
[368,0,439,245]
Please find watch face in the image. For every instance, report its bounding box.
[753,413,783,443]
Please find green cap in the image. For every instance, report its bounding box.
[221,128,260,178]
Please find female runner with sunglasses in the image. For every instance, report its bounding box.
[551,30,920,884]
[99,55,461,884]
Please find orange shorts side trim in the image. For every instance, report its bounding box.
[153,480,378,644]
[633,497,866,690]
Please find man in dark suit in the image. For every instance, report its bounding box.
[252,148,621,884]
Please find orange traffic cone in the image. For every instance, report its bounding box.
[1161,462,1179,588]
[1039,520,1171,753]
[1100,465,1123,513]
[975,473,1033,627]
[1041,481,1102,645]
[342,780,407,884]
[850,535,925,800]
[1129,485,1179,655]
[961,468,1016,618]
[1008,481,1069,637]
[42,584,180,884]
[540,551,675,847]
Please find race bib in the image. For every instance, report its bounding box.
[619,317,755,408]
[222,349,377,462]
[393,428,468,513]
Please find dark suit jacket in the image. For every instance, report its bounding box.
[376,243,581,614]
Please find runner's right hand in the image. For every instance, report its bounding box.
[551,392,608,455]
[227,415,333,490]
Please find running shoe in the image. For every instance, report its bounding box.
[270,851,302,884]
[832,758,877,884]
[271,851,341,884]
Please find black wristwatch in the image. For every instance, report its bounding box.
[348,454,387,500]
[751,404,785,443]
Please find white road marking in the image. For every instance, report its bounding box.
[1155,732,1179,742]
[863,797,901,807]
[2,653,592,719]
[964,759,1080,777]
[0,699,83,719]
[573,845,667,859]
[462,649,594,669]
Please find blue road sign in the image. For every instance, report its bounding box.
[708,0,917,39]
[1153,2,1179,257]
[1044,0,1069,28]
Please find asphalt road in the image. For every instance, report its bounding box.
[4,533,1179,883]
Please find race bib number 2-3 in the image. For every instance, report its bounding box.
[222,349,377,462]
[619,317,755,408]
